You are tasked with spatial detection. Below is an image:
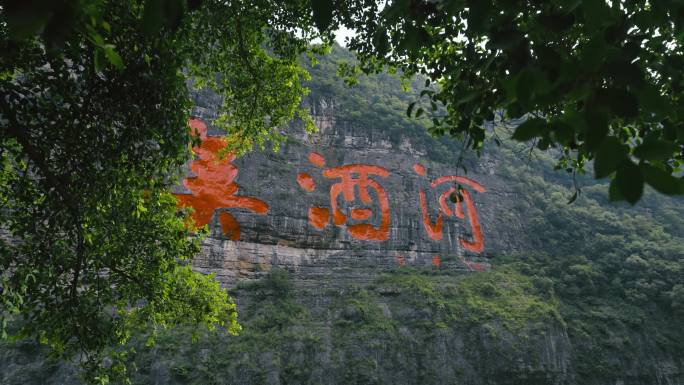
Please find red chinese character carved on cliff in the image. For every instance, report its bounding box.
[297,152,391,241]
[413,163,486,253]
[174,118,269,240]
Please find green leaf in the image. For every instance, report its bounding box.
[398,25,429,54]
[615,160,644,204]
[467,1,491,32]
[415,108,424,118]
[551,120,574,145]
[594,137,628,178]
[640,164,682,195]
[579,36,606,71]
[608,178,625,201]
[610,60,644,88]
[310,0,335,33]
[90,30,105,46]
[633,138,678,161]
[489,28,523,50]
[372,28,390,54]
[512,118,546,141]
[537,137,550,150]
[104,45,124,70]
[502,74,519,101]
[582,0,611,31]
[514,68,552,109]
[583,105,608,150]
[456,89,481,105]
[94,49,104,73]
[600,88,639,118]
[663,121,677,141]
[406,102,417,117]
[381,0,410,20]
[42,4,80,49]
[515,70,535,106]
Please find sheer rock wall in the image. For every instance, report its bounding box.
[186,89,525,287]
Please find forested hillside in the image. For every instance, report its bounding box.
[1,46,682,385]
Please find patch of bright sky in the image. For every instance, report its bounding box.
[334,25,355,47]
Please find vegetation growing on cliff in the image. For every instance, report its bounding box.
[0,267,564,385]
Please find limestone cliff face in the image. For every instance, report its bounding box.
[185,89,526,287]
[169,90,572,384]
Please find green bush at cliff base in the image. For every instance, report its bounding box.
[372,267,562,331]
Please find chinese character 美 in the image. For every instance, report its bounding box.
[174,118,269,240]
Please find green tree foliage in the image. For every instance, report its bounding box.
[327,0,684,203]
[0,0,324,382]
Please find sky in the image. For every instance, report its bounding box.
[334,26,355,47]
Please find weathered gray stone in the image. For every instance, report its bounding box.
[188,93,515,287]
